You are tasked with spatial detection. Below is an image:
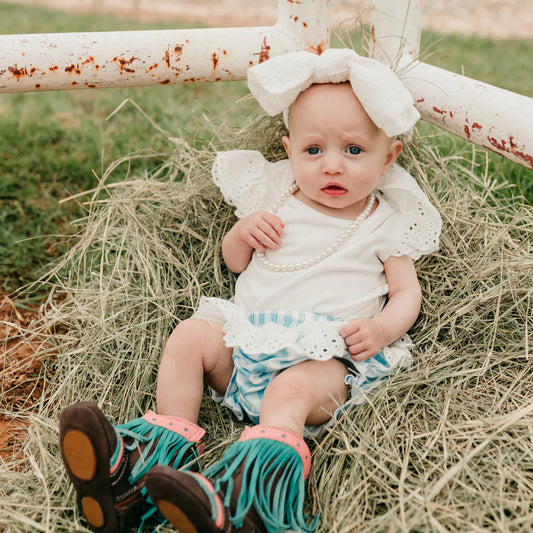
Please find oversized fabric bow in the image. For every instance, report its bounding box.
[247,48,420,137]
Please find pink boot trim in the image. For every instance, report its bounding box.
[239,425,311,479]
[142,411,206,444]
[188,472,226,529]
[109,432,124,475]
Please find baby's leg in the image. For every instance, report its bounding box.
[156,318,234,423]
[145,358,346,532]
[260,358,349,436]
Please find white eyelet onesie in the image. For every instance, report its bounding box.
[195,150,442,436]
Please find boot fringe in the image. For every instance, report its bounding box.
[116,416,201,483]
[116,415,204,530]
[205,437,317,533]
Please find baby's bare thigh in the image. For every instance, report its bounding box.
[170,317,234,393]
[269,358,350,424]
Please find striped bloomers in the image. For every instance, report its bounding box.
[195,300,413,437]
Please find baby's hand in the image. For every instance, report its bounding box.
[237,211,284,252]
[341,318,386,361]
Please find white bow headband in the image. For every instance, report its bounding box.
[247,48,420,137]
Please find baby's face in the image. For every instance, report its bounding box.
[282,83,401,219]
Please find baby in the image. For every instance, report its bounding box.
[59,48,441,533]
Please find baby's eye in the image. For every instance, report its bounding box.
[347,146,362,155]
[306,146,321,155]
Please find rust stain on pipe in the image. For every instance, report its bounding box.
[65,64,81,75]
[256,37,270,63]
[112,56,138,74]
[308,40,327,55]
[212,52,219,70]
[8,66,28,80]
[487,135,533,168]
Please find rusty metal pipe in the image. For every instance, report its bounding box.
[371,0,421,66]
[0,0,329,93]
[371,0,533,170]
[403,60,533,170]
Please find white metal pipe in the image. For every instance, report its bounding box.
[0,0,329,93]
[370,0,533,170]
[370,0,421,66]
[402,60,533,170]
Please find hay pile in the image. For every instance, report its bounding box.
[0,104,531,532]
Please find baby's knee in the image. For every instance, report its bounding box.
[265,368,311,404]
[166,318,211,351]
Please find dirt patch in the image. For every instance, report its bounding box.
[0,293,48,461]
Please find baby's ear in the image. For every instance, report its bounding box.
[282,135,292,158]
[383,139,403,174]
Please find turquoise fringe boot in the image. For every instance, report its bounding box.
[145,425,317,533]
[60,402,205,532]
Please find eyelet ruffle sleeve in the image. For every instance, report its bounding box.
[377,165,442,260]
[212,150,294,218]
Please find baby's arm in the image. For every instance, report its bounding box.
[222,211,284,273]
[341,255,422,361]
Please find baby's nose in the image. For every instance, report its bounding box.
[322,153,343,174]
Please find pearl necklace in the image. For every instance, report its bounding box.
[256,184,376,272]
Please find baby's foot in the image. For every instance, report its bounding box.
[60,402,206,532]
[59,402,143,532]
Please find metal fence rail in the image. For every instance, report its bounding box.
[1,0,532,170]
[0,0,329,91]
[371,0,533,170]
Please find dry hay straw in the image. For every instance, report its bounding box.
[0,100,532,532]
[310,138,533,532]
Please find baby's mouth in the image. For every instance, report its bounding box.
[322,184,347,196]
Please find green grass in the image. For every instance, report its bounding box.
[420,32,533,97]
[1,2,532,294]
[416,31,533,204]
[0,3,250,293]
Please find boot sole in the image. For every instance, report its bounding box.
[145,466,225,533]
[59,402,119,533]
